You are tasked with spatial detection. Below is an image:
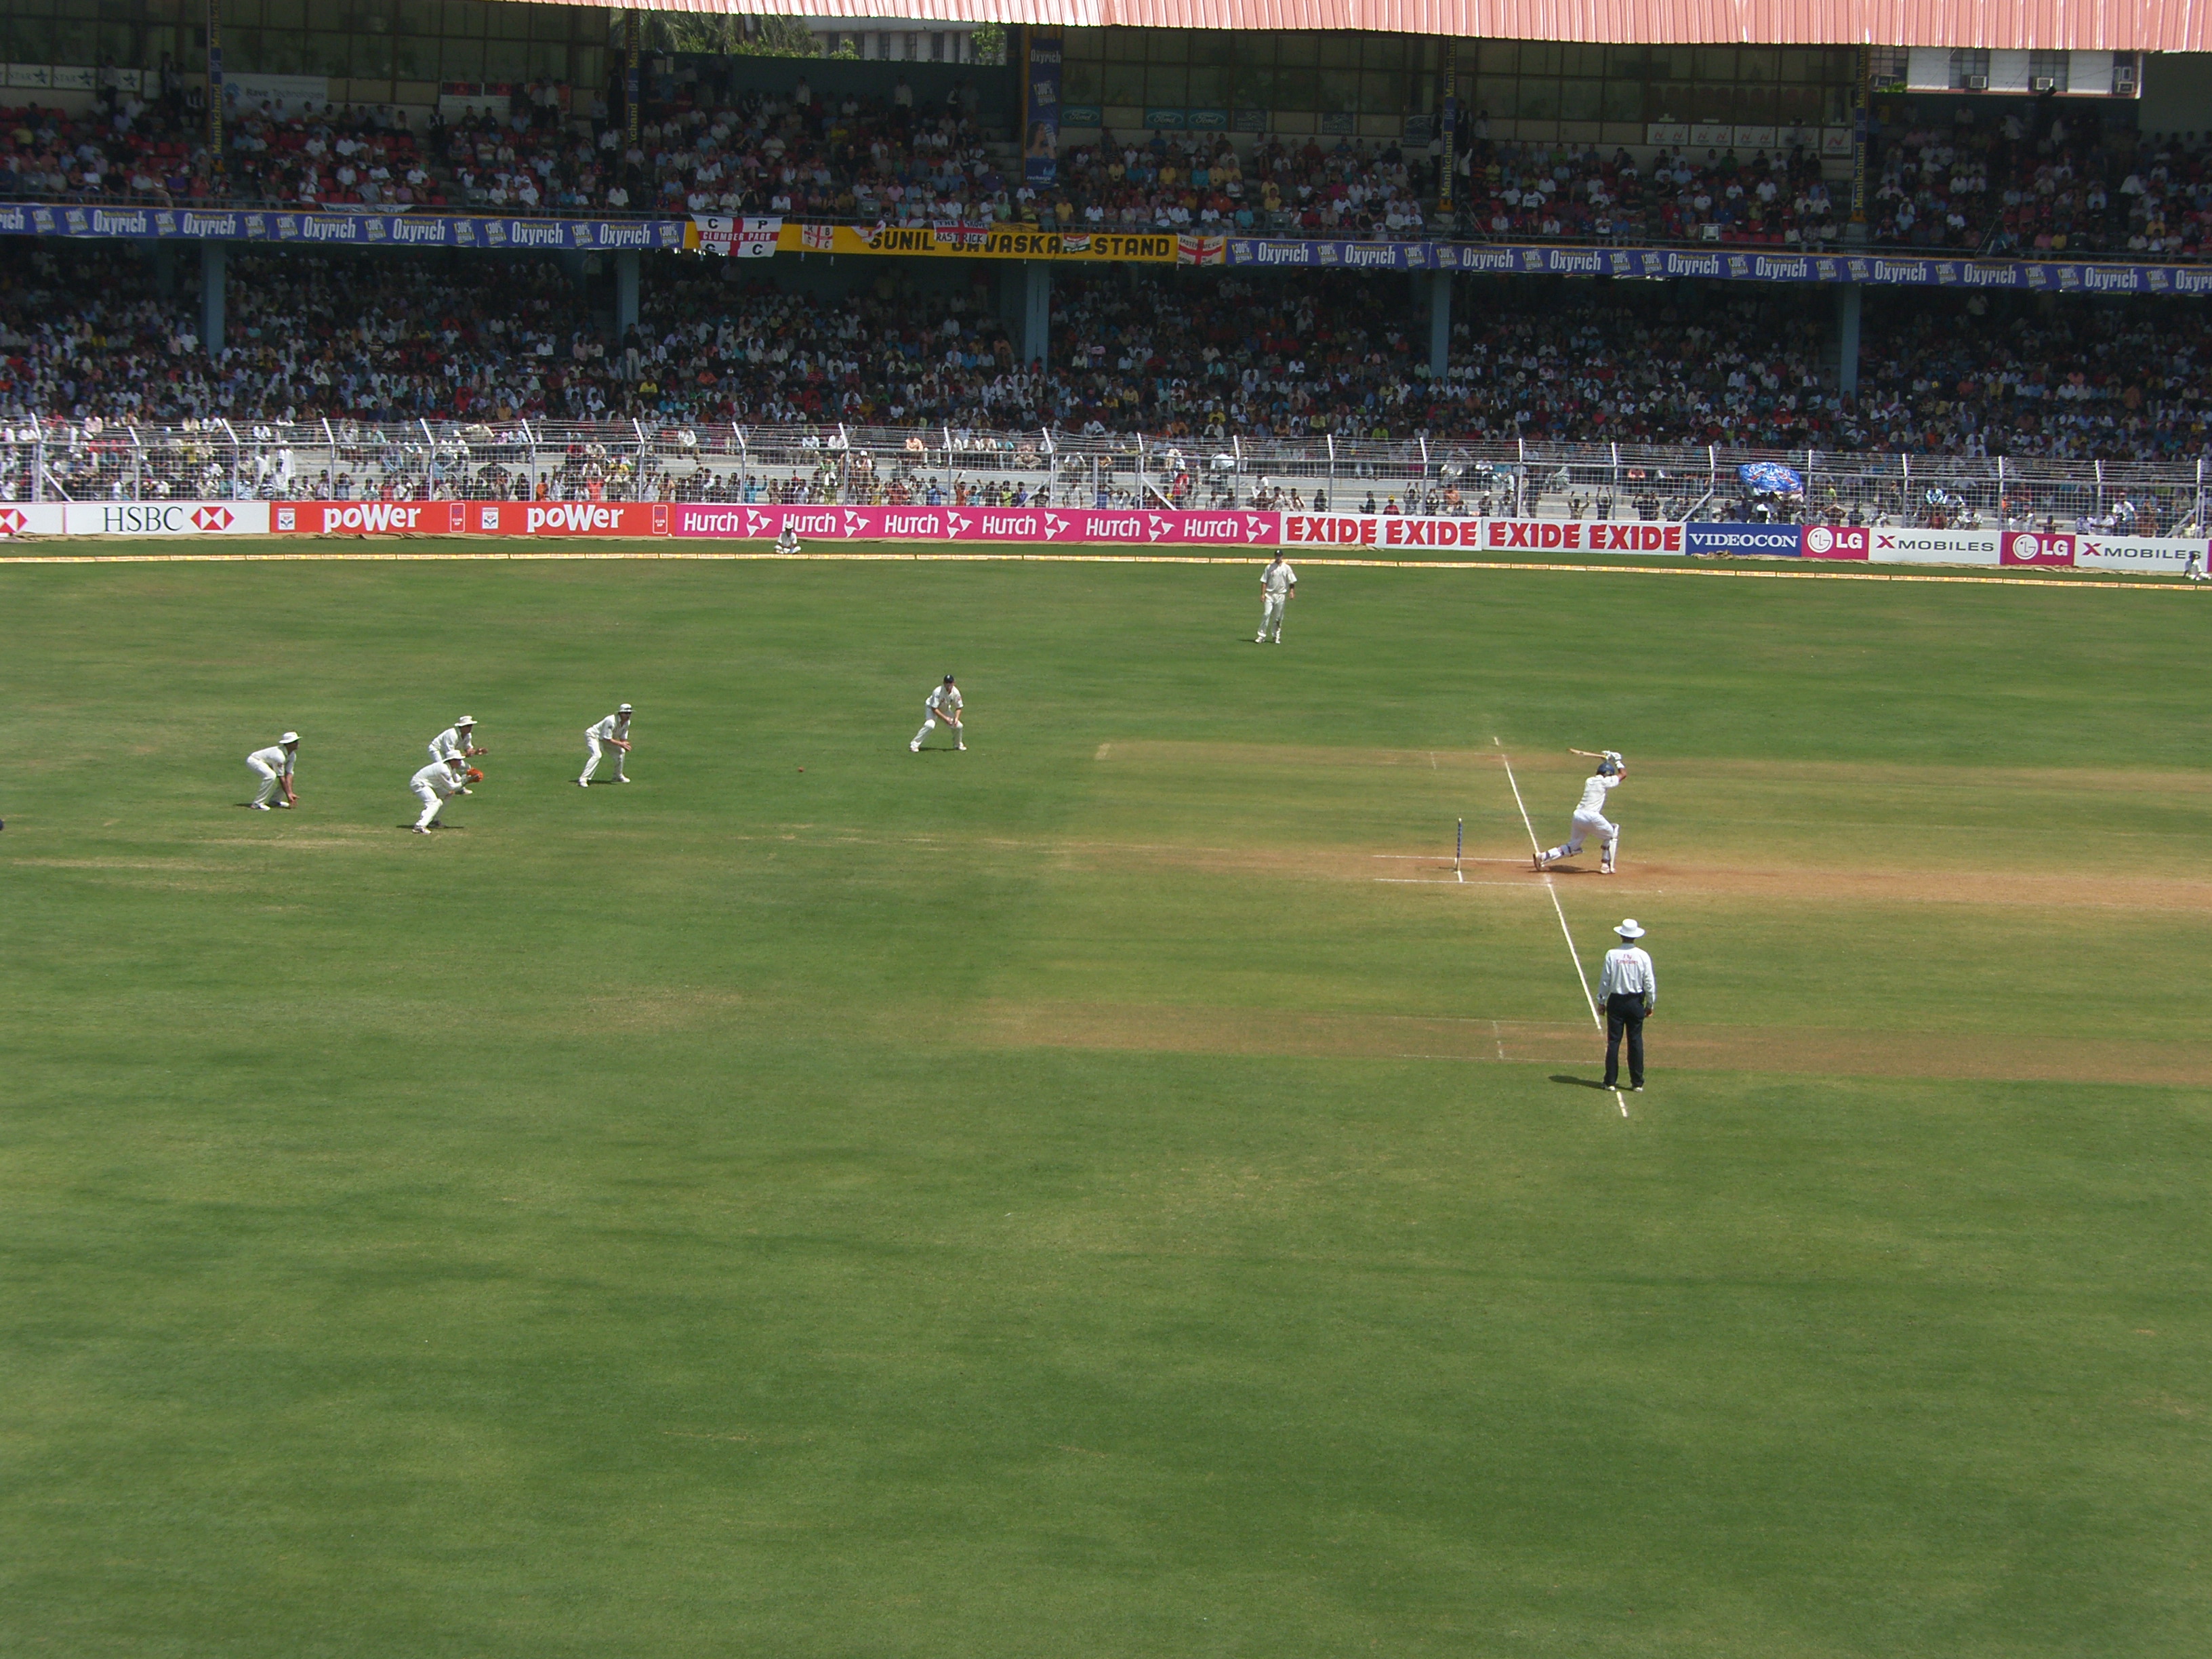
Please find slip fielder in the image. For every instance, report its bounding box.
[578,703,633,785]
[1254,552,1296,643]
[1536,749,1625,875]
[429,716,487,792]
[411,754,470,832]
[911,674,965,752]
[245,732,300,809]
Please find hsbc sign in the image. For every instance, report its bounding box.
[61,501,271,536]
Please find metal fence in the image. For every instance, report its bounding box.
[4,418,2205,535]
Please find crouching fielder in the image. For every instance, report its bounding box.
[411,754,469,832]
[1536,749,1625,875]
[578,703,633,785]
[246,732,300,809]
[911,674,964,752]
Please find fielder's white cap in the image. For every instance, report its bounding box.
[280,731,299,744]
[1616,918,1645,939]
[618,702,633,712]
[456,715,474,726]
[447,752,468,764]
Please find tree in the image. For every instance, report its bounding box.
[649,14,819,58]
[970,23,1007,66]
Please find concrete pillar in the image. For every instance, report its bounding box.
[200,239,226,352]
[1429,268,1452,380]
[1835,282,1862,398]
[1021,259,1049,367]
[614,248,640,335]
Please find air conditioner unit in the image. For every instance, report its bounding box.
[1964,74,1989,91]
[2031,76,2057,94]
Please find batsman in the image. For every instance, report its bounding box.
[1536,748,1626,875]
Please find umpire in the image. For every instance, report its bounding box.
[1598,918,1656,1091]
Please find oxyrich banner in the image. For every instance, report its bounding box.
[1210,236,2212,295]
[777,222,1176,263]
[7,198,2212,290]
[0,203,689,251]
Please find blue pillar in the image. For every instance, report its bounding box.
[615,248,640,336]
[1429,268,1452,379]
[1021,260,1050,367]
[1836,282,1862,398]
[200,239,226,352]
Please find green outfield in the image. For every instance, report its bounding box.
[5,546,2209,1657]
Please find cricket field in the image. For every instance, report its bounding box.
[4,546,2208,1656]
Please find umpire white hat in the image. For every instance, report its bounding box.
[1615,918,1645,939]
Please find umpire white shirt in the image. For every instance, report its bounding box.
[1597,945,1656,1006]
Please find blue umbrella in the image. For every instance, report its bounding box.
[1738,462,1805,495]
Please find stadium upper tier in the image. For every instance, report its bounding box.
[6,241,2210,464]
[592,0,2200,53]
[7,91,2205,262]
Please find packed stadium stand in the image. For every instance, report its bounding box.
[5,0,2212,536]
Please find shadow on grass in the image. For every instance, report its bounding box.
[1549,1074,1614,1090]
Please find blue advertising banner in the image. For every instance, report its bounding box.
[1024,30,1062,187]
[1684,523,1805,557]
[1216,234,2212,294]
[0,202,690,252]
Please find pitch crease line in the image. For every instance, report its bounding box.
[1495,737,1627,1118]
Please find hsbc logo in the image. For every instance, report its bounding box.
[0,508,24,537]
[192,506,235,531]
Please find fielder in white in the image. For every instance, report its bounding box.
[577,703,633,785]
[245,732,300,809]
[776,525,802,556]
[1536,749,1626,875]
[428,716,487,792]
[410,754,469,832]
[911,675,964,752]
[1254,552,1296,643]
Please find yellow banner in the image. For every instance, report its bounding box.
[775,223,1176,263]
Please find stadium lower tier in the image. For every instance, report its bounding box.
[4,239,2209,460]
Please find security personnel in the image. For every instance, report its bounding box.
[1597,918,1656,1091]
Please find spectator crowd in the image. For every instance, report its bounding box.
[3,237,2211,462]
[11,64,2212,264]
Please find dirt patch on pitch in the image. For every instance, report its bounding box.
[967,999,2211,1086]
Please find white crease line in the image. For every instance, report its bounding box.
[1496,737,1627,1118]
[1376,878,1552,887]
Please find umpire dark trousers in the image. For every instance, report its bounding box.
[1603,993,1648,1089]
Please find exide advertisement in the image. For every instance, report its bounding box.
[1283,514,1683,553]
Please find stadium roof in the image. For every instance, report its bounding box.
[608,0,2210,52]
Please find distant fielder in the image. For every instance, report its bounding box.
[911,674,965,752]
[1254,552,1296,643]
[776,525,803,556]
[578,703,633,785]
[429,716,487,792]
[245,731,300,810]
[1536,748,1625,875]
[410,754,472,833]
